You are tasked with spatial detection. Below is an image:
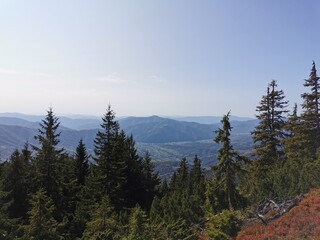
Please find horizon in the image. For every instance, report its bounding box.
[1,1,318,116]
[0,111,255,120]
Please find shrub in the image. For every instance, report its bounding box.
[205,210,244,240]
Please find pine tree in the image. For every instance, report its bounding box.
[300,61,320,158]
[213,112,246,210]
[24,188,59,240]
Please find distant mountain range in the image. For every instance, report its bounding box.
[168,116,254,124]
[0,113,101,130]
[0,113,254,130]
[0,113,257,175]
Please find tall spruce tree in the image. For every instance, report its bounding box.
[33,108,64,196]
[32,108,67,222]
[93,105,126,209]
[252,80,289,166]
[213,112,246,210]
[300,61,320,158]
[251,80,288,200]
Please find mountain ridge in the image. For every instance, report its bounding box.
[0,114,256,174]
[0,113,253,129]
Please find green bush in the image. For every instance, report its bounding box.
[205,210,244,240]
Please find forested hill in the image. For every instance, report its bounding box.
[0,115,256,168]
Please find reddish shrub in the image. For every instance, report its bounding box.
[236,189,320,240]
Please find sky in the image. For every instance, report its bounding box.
[0,0,320,117]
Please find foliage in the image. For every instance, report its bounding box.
[126,205,149,240]
[23,188,59,240]
[82,195,117,240]
[205,209,244,240]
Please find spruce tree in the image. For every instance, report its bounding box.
[175,157,189,189]
[82,195,117,240]
[149,196,162,222]
[269,104,303,198]
[24,188,59,240]
[250,80,288,200]
[189,155,205,223]
[127,205,149,240]
[0,162,20,238]
[252,80,289,166]
[74,138,90,186]
[124,149,160,210]
[283,104,301,158]
[213,112,246,210]
[93,105,126,209]
[31,108,73,226]
[21,142,32,165]
[3,150,30,220]
[32,108,64,201]
[140,152,160,209]
[300,61,320,158]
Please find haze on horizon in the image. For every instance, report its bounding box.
[0,0,319,117]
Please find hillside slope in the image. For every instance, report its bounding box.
[236,188,320,240]
[118,116,217,143]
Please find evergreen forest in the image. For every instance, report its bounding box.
[1,62,320,239]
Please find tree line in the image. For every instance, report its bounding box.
[0,62,320,239]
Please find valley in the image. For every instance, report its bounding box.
[0,114,256,175]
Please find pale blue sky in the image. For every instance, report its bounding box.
[0,0,319,117]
